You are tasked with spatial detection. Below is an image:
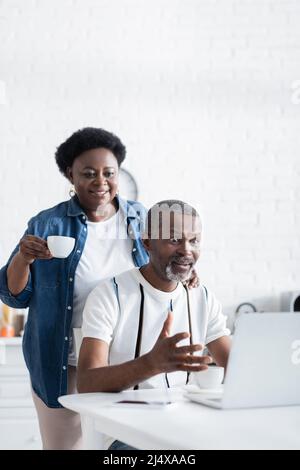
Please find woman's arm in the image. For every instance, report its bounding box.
[7,253,31,296]
[7,235,52,296]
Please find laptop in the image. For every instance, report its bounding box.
[187,313,300,409]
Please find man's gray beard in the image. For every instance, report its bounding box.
[165,263,192,282]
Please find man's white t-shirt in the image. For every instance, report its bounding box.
[82,267,230,389]
[68,210,134,365]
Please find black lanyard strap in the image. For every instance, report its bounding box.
[183,284,193,385]
[133,284,145,390]
[133,282,193,389]
[183,284,193,346]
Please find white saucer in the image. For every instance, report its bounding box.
[183,392,223,407]
[182,384,223,394]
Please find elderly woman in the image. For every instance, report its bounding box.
[0,127,150,450]
[0,127,198,450]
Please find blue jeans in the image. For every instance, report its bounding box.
[108,440,138,450]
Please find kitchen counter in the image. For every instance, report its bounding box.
[0,335,41,449]
[0,337,22,346]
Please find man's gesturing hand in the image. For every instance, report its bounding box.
[146,313,212,375]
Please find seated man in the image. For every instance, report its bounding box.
[78,199,231,450]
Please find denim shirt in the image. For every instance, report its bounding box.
[0,195,149,407]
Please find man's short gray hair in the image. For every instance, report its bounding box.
[143,200,201,240]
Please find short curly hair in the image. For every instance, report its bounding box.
[55,127,126,177]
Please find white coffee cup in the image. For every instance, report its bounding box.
[192,366,224,390]
[47,236,75,258]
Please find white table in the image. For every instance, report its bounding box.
[58,388,300,450]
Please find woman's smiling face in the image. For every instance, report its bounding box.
[67,147,119,219]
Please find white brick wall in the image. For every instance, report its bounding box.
[1,0,300,326]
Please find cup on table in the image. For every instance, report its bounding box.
[192,366,224,390]
[47,236,75,259]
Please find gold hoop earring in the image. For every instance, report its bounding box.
[69,186,76,197]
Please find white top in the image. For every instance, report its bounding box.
[82,267,230,388]
[68,210,134,365]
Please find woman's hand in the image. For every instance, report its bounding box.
[146,313,211,375]
[186,268,200,289]
[18,235,53,265]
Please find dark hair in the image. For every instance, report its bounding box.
[55,127,126,177]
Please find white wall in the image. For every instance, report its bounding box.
[1,0,300,325]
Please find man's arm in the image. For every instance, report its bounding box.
[77,337,159,393]
[206,335,231,370]
[77,313,212,393]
